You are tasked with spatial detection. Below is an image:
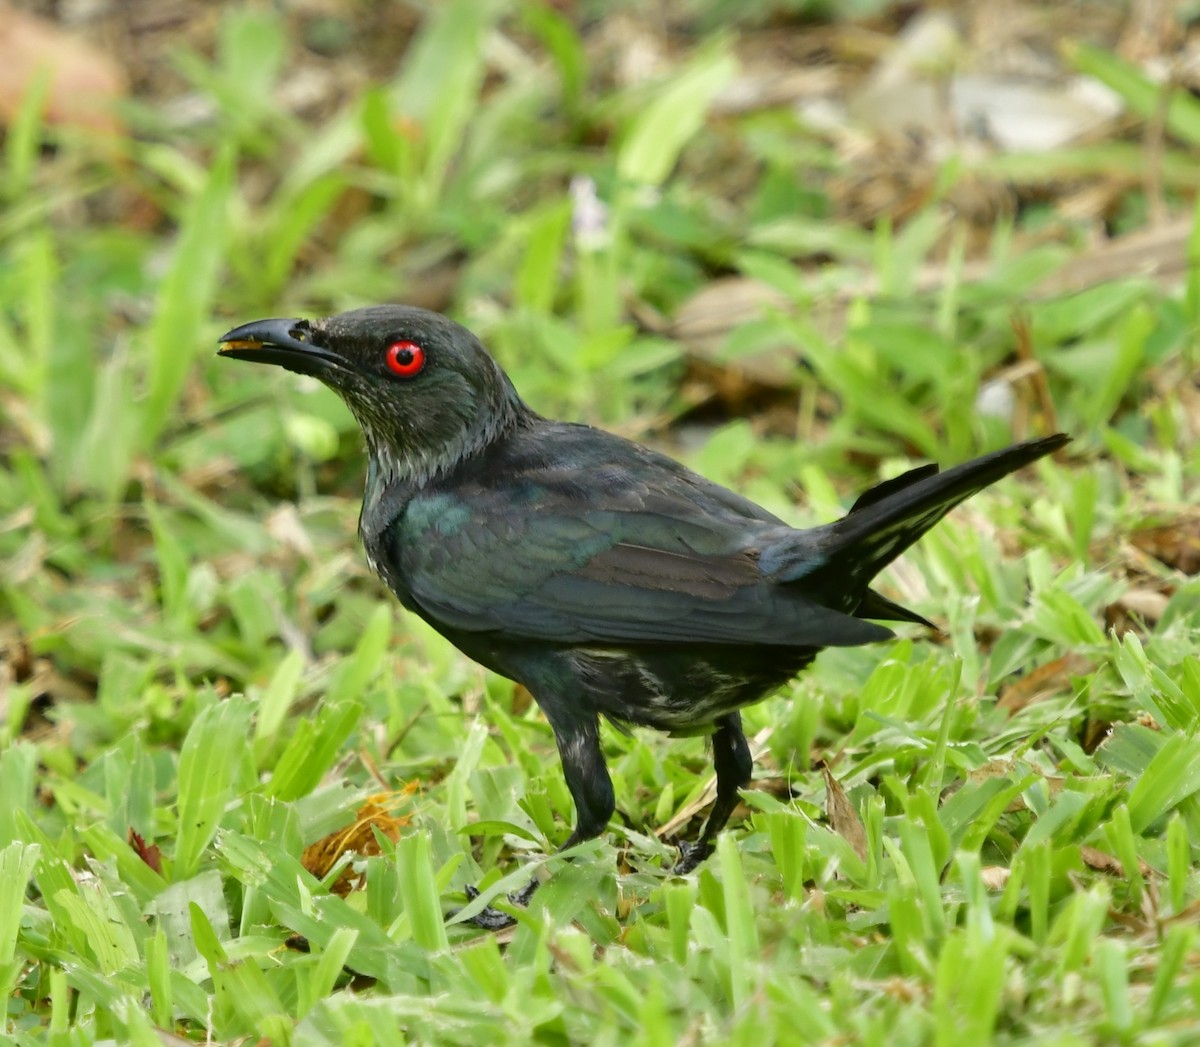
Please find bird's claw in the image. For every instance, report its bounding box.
[454,879,541,930]
[508,879,539,908]
[674,839,713,875]
[458,884,516,930]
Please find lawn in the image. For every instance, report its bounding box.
[1,2,1198,1044]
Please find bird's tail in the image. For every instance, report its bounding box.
[796,434,1069,621]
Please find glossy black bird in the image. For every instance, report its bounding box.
[219,306,1066,891]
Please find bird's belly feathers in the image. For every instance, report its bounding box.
[426,620,814,735]
[569,645,813,732]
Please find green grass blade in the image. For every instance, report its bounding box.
[0,841,39,966]
[1069,41,1200,146]
[717,832,759,1010]
[617,44,737,187]
[265,696,363,802]
[173,696,253,881]
[388,0,498,207]
[397,833,449,951]
[141,146,234,445]
[1127,732,1200,833]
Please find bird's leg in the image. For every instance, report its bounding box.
[462,712,613,928]
[676,712,753,873]
[550,714,617,848]
[506,713,614,904]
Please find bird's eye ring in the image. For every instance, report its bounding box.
[385,340,426,378]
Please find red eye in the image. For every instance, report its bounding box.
[385,340,425,378]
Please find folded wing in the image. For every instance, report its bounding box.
[392,481,892,650]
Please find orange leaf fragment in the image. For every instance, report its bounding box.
[301,784,418,896]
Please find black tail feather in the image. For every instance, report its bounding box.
[857,587,937,629]
[848,463,938,514]
[811,434,1069,598]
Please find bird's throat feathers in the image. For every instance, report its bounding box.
[353,366,531,490]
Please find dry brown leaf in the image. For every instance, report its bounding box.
[0,3,127,135]
[669,278,795,389]
[998,653,1092,715]
[823,766,868,862]
[713,66,841,116]
[1160,898,1200,927]
[1082,844,1152,879]
[301,786,417,895]
[1118,588,1172,620]
[1080,846,1123,875]
[968,758,1016,783]
[1010,312,1062,441]
[1119,0,1183,63]
[1082,717,1113,754]
[265,504,316,560]
[1131,512,1200,575]
[1106,588,1172,636]
[875,976,923,1003]
[1106,906,1156,936]
[1,629,95,743]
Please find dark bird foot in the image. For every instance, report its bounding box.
[456,879,541,930]
[459,885,515,930]
[674,839,714,875]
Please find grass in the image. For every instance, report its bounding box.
[2,2,1199,1044]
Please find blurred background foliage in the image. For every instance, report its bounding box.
[0,0,1199,1042]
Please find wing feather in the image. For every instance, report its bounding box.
[393,480,891,649]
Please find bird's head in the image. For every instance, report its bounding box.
[218,305,529,484]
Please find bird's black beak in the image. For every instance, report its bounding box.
[217,317,345,378]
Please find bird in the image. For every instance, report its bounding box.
[218,305,1067,921]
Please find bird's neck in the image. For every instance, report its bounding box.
[359,394,533,494]
[358,397,531,570]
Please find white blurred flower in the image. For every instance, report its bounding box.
[976,378,1015,422]
[570,175,610,250]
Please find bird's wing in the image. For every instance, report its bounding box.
[391,478,891,649]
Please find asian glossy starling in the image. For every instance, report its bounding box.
[219,306,1067,902]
